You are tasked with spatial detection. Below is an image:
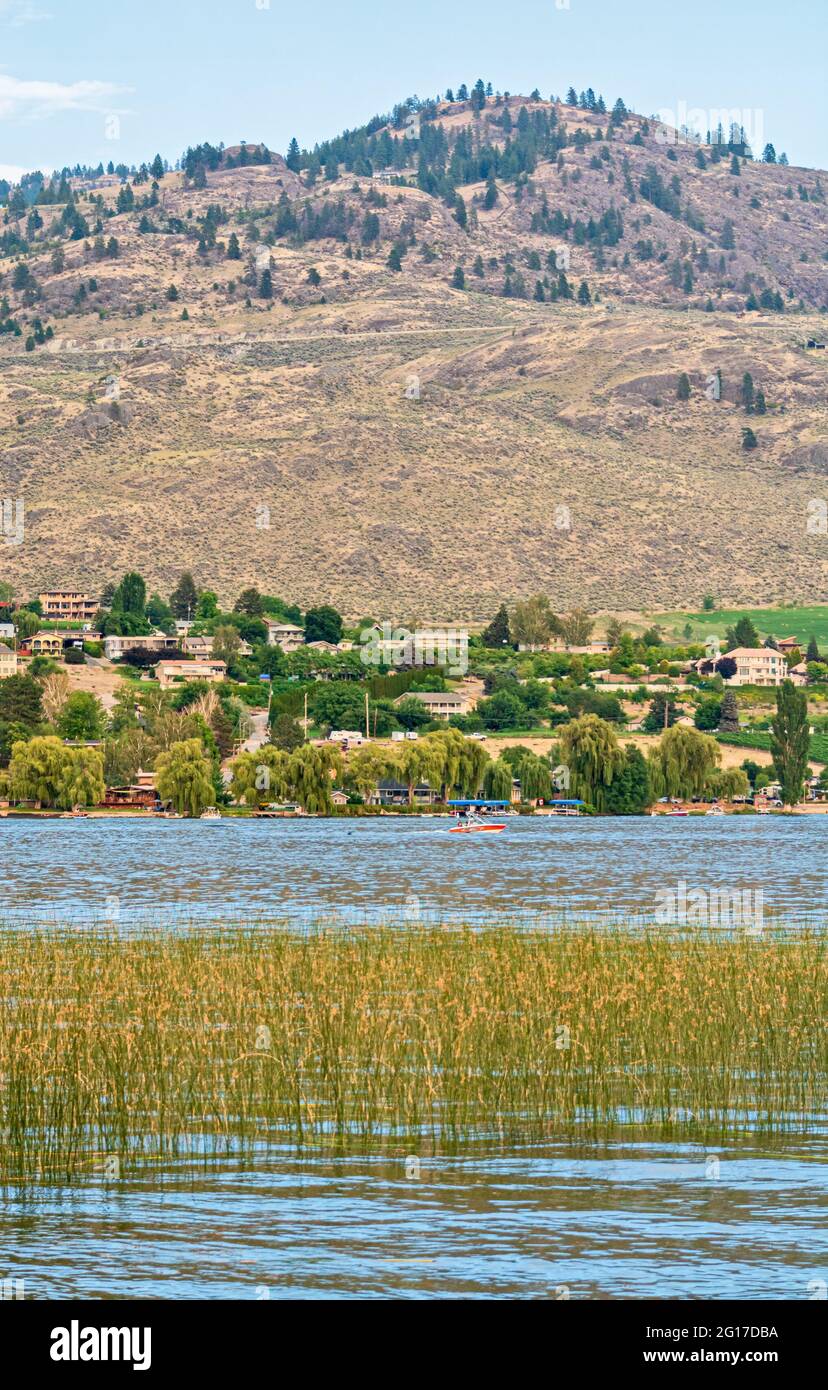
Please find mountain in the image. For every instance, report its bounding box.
[2,91,828,620]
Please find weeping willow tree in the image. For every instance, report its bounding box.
[392,740,451,805]
[287,743,341,814]
[647,725,720,800]
[483,758,513,801]
[516,752,553,802]
[9,736,74,807]
[155,738,215,816]
[57,747,106,809]
[557,715,625,811]
[706,767,750,801]
[230,746,292,806]
[346,746,397,800]
[420,729,490,799]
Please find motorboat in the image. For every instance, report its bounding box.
[447,800,509,833]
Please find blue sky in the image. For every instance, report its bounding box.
[0,0,824,180]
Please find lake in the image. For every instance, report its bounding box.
[1,816,826,1300]
[2,814,827,927]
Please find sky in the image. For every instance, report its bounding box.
[0,0,825,182]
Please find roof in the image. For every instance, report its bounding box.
[0,643,14,655]
[401,690,465,704]
[724,648,783,660]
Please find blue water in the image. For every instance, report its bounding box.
[1,815,826,1299]
[1,814,826,927]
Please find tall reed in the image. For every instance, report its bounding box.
[0,922,824,1182]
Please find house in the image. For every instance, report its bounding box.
[155,658,227,687]
[263,620,304,653]
[103,768,162,809]
[28,631,66,655]
[393,690,469,720]
[104,634,179,661]
[369,779,442,806]
[0,643,17,678]
[774,637,801,655]
[38,591,98,624]
[331,789,349,807]
[719,648,803,687]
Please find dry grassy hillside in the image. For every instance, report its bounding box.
[1,95,828,620]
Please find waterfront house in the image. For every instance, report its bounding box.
[331,789,349,807]
[370,779,442,806]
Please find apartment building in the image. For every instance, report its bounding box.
[39,591,98,624]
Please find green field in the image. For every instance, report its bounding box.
[646,605,828,648]
[717,730,828,765]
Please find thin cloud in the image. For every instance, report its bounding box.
[0,1,52,25]
[0,161,29,180]
[0,75,130,120]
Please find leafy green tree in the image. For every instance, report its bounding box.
[478,689,532,731]
[770,679,809,806]
[112,571,146,618]
[395,697,433,731]
[0,673,43,728]
[603,745,650,814]
[270,713,305,751]
[304,605,342,644]
[510,594,557,649]
[57,691,105,741]
[642,693,680,733]
[694,698,722,731]
[155,738,215,816]
[234,586,264,617]
[146,593,175,631]
[211,624,242,670]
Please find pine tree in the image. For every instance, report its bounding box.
[577,280,592,305]
[150,154,164,181]
[169,572,198,620]
[481,605,511,648]
[387,245,403,271]
[718,689,740,733]
[286,138,301,172]
[741,372,754,410]
[677,372,691,401]
[754,388,767,414]
[742,427,758,449]
[227,232,241,260]
[259,269,273,298]
[806,636,820,662]
[451,265,465,289]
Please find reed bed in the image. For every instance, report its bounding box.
[0,922,825,1182]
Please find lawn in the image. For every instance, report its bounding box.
[650,605,828,648]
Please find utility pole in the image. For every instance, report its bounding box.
[365,691,370,740]
[304,690,308,741]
